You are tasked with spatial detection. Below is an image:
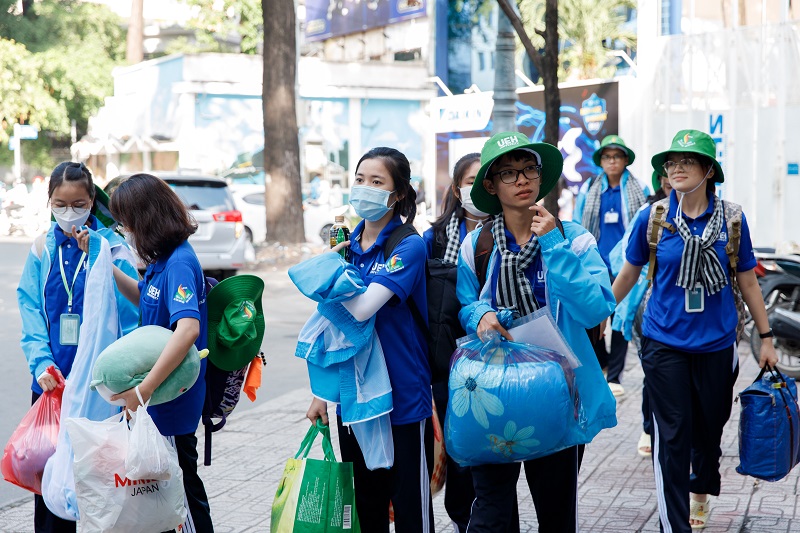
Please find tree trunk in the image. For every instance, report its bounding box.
[540,0,560,216]
[126,0,144,64]
[262,0,305,243]
[492,9,518,134]
[496,0,561,214]
[21,0,34,18]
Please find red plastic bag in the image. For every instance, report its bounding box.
[1,366,64,494]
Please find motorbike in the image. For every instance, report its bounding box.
[749,254,800,378]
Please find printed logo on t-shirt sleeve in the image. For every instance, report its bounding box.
[385,254,405,273]
[173,284,194,304]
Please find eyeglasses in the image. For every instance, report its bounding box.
[600,154,626,162]
[491,164,542,184]
[51,204,90,216]
[662,158,699,174]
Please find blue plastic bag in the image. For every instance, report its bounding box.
[444,332,582,467]
[736,365,800,481]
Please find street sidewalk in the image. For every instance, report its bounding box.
[1,345,798,532]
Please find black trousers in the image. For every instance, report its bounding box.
[31,392,76,533]
[641,336,738,533]
[338,415,435,533]
[433,381,475,533]
[594,325,629,384]
[467,446,580,533]
[638,350,652,436]
[165,432,214,533]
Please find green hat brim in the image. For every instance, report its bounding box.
[651,149,724,183]
[592,144,635,167]
[471,142,564,216]
[207,275,265,371]
[651,170,662,192]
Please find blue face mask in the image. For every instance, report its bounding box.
[349,185,396,222]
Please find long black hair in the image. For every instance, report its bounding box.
[356,147,417,223]
[431,152,481,235]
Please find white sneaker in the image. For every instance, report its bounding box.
[609,382,625,397]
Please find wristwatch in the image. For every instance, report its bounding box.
[759,329,774,339]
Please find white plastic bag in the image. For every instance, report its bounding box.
[125,387,173,481]
[42,239,123,521]
[65,414,186,532]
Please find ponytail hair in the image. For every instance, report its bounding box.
[49,162,95,202]
[356,147,417,223]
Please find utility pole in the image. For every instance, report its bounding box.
[492,7,517,134]
[13,123,22,180]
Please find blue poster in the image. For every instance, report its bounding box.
[305,0,427,42]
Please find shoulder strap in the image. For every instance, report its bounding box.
[645,197,676,281]
[384,223,432,341]
[384,223,419,259]
[723,201,743,273]
[474,221,495,290]
[475,217,566,290]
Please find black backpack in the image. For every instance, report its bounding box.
[201,276,264,465]
[383,224,464,385]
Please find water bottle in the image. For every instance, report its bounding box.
[329,215,350,261]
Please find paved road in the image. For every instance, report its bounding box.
[0,238,313,508]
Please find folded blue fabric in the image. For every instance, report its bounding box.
[288,253,366,303]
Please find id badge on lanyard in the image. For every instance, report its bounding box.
[604,210,620,224]
[685,283,705,313]
[58,246,86,345]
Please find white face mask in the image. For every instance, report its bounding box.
[53,207,91,233]
[459,185,489,217]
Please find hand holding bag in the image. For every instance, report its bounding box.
[1,366,64,494]
[736,364,800,481]
[271,420,361,532]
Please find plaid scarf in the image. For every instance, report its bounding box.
[442,212,461,265]
[581,172,647,240]
[675,195,728,295]
[492,214,541,318]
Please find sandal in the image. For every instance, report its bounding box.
[637,432,652,457]
[689,498,710,529]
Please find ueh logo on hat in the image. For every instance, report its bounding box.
[677,133,695,148]
[239,301,255,320]
[497,135,520,149]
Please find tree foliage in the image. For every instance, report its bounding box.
[518,0,636,80]
[183,0,263,55]
[0,0,123,170]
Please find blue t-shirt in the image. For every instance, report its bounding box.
[38,217,98,393]
[422,219,467,259]
[626,190,756,352]
[137,240,208,436]
[350,216,432,425]
[597,186,624,271]
[488,229,547,310]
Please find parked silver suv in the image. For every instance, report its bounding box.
[159,173,247,279]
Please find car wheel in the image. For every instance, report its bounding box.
[220,269,237,280]
[245,227,253,243]
[320,223,333,244]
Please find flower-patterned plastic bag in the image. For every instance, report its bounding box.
[444,331,583,467]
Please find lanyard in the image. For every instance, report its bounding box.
[58,246,86,312]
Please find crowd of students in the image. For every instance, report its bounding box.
[17,127,777,533]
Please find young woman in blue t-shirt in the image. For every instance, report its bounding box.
[613,130,777,532]
[306,147,434,533]
[77,173,213,532]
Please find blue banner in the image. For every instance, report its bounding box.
[305,0,427,42]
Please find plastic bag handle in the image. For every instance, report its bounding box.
[294,419,337,462]
[759,365,799,403]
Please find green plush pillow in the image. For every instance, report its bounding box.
[90,325,208,406]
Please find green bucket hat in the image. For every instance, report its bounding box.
[651,170,663,192]
[651,129,724,183]
[592,135,636,167]
[471,131,564,216]
[207,275,265,371]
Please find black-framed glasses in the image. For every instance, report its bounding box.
[50,204,90,216]
[600,154,626,162]
[662,158,699,174]
[491,164,542,184]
